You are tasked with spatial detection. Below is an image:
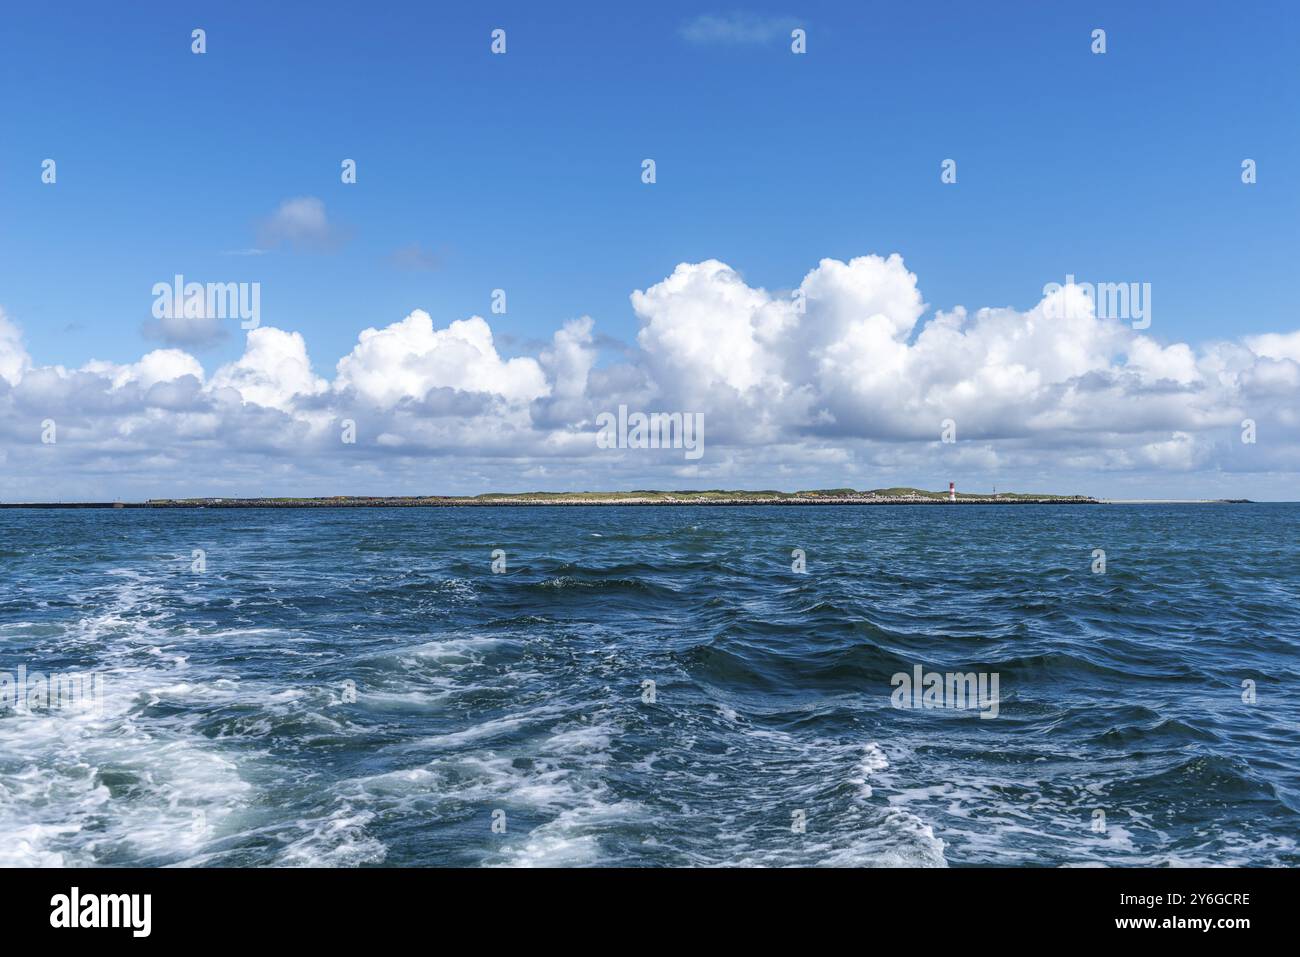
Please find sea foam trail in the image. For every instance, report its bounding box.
[1,504,1297,866]
[0,577,255,867]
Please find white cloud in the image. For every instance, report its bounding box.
[543,316,597,402]
[334,310,548,407]
[1245,330,1300,364]
[634,259,795,397]
[82,349,205,390]
[210,328,328,411]
[627,258,1268,450]
[532,317,599,429]
[1,253,1298,499]
[0,308,30,386]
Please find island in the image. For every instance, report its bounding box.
[80,488,1099,508]
[2,489,1256,508]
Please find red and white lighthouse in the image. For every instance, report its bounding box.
[949,482,956,502]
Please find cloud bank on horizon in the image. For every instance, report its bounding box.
[1,253,1298,500]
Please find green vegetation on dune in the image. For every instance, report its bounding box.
[867,487,946,499]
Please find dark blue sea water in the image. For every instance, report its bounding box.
[1,504,1297,867]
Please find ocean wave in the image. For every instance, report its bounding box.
[4,504,1297,866]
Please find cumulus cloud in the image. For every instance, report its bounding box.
[1245,330,1300,364]
[532,316,599,429]
[1,253,1298,499]
[334,310,548,407]
[0,308,30,386]
[210,327,328,411]
[629,258,1271,454]
[82,349,206,391]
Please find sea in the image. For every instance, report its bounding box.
[1,504,1297,867]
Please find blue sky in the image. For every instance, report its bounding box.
[1,1,1298,499]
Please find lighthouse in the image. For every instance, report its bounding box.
[949,482,956,502]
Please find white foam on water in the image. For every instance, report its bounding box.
[868,761,1281,866]
[403,635,511,664]
[0,821,84,867]
[431,578,479,604]
[606,720,949,867]
[544,723,614,755]
[329,713,643,868]
[0,573,258,867]
[486,718,646,868]
[0,682,254,866]
[273,802,388,867]
[416,707,563,749]
[493,800,645,867]
[348,688,455,713]
[815,808,949,868]
[849,741,891,798]
[713,703,741,723]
